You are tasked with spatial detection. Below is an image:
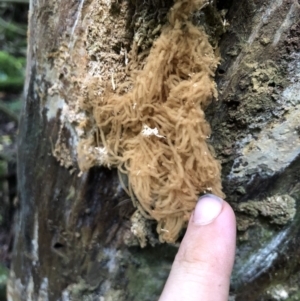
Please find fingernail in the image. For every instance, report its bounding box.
[193,194,224,225]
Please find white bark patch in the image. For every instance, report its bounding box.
[228,0,283,78]
[61,290,70,301]
[229,106,300,179]
[235,227,289,283]
[269,285,289,300]
[44,64,66,120]
[248,0,283,45]
[103,248,117,273]
[45,94,65,121]
[229,53,300,180]
[273,2,298,46]
[7,272,25,301]
[38,278,49,301]
[50,98,91,170]
[60,278,123,301]
[32,213,39,266]
[61,103,87,140]
[70,0,86,47]
[26,276,34,301]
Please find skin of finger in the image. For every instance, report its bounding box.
[159,201,236,301]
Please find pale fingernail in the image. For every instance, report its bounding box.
[193,194,224,225]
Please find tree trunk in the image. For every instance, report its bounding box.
[8,0,300,300]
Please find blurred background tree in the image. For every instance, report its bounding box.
[0,1,28,299]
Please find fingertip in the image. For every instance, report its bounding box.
[180,196,236,266]
[159,195,236,301]
[193,194,224,225]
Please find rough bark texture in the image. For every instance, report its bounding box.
[8,0,300,300]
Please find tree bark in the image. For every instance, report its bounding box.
[8,0,300,300]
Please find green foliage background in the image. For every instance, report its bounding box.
[0,2,28,300]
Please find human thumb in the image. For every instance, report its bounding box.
[159,194,236,301]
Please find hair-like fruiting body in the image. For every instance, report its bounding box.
[78,0,224,243]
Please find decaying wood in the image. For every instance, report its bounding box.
[9,0,300,300]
